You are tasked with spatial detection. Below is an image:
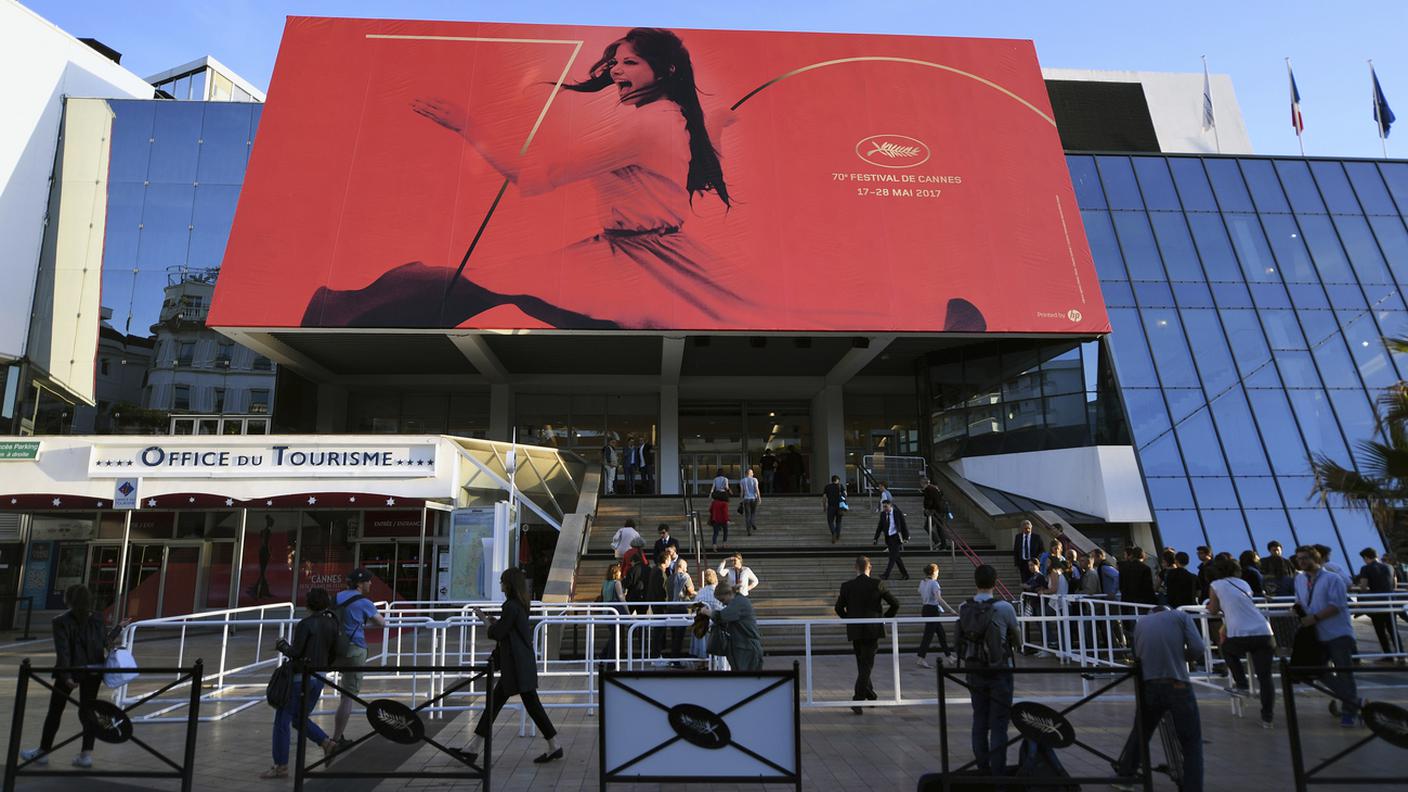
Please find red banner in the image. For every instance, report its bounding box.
[210,18,1108,334]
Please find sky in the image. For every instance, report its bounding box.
[25,0,1408,159]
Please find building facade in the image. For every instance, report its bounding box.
[1070,152,1408,559]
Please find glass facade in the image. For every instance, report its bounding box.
[92,99,271,433]
[921,339,1128,461]
[1070,153,1408,558]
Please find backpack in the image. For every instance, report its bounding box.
[623,558,647,600]
[956,599,1010,669]
[331,593,366,658]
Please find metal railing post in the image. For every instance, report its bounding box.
[181,660,204,792]
[4,659,31,791]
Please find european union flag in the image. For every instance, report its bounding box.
[1373,66,1395,138]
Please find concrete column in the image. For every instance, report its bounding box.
[314,384,348,433]
[810,384,845,494]
[658,385,680,495]
[489,383,513,441]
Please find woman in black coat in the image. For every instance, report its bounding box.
[456,568,562,765]
[20,585,122,768]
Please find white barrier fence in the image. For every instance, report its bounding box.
[109,592,1408,724]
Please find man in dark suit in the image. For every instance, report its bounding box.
[1118,546,1157,640]
[652,523,679,564]
[1012,520,1044,581]
[873,501,911,580]
[834,556,900,714]
[643,556,670,658]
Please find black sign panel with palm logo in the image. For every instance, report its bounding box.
[78,701,134,744]
[1009,701,1076,749]
[366,699,426,744]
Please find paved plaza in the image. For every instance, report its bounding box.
[0,624,1404,791]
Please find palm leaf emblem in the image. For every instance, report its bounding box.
[867,141,923,159]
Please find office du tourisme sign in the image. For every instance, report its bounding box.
[87,440,438,478]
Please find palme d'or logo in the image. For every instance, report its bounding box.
[856,134,931,169]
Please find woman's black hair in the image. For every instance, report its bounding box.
[65,584,93,618]
[563,28,730,207]
[501,567,532,607]
[306,587,331,612]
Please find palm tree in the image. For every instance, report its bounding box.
[1311,338,1408,558]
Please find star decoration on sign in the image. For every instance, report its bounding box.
[385,498,396,506]
[95,501,104,507]
[188,497,196,503]
[307,496,317,505]
[51,498,62,506]
[147,499,157,507]
[224,498,234,507]
[348,497,356,503]
[265,500,273,506]
[10,498,17,505]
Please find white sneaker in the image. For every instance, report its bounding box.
[916,657,934,669]
[72,753,93,768]
[19,748,48,766]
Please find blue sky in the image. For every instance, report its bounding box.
[28,0,1408,158]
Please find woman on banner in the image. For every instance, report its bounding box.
[310,28,750,330]
[456,568,563,766]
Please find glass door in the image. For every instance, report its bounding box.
[87,545,122,614]
[357,541,426,602]
[162,545,202,616]
[123,544,166,621]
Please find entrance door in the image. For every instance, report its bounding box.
[358,541,426,602]
[123,544,165,621]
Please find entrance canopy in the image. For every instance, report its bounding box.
[0,435,588,528]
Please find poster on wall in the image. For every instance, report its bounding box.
[211,18,1108,335]
[238,511,298,606]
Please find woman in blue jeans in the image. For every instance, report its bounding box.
[262,587,340,780]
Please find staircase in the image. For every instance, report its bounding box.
[571,492,1015,654]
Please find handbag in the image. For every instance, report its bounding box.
[838,500,849,511]
[707,620,731,657]
[103,648,139,689]
[266,661,293,708]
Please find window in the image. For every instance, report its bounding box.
[249,389,270,414]
[216,341,234,367]
[252,356,272,371]
[213,388,226,413]
[100,358,110,376]
[173,385,191,411]
[176,342,194,367]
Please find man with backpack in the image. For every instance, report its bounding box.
[956,564,1021,778]
[331,568,385,751]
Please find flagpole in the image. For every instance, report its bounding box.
[1372,60,1388,159]
[1203,56,1221,153]
[1287,58,1305,156]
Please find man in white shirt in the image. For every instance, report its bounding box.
[872,501,910,580]
[610,519,641,559]
[739,469,761,534]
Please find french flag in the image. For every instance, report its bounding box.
[1288,62,1305,136]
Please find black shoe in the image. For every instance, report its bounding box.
[533,748,564,764]
[450,749,478,765]
[900,574,911,580]
[851,706,863,715]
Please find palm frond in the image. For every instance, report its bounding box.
[1383,336,1408,356]
[1310,453,1400,510]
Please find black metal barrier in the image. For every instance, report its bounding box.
[933,662,1156,790]
[0,596,35,640]
[3,659,203,792]
[1281,661,1408,790]
[292,663,494,792]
